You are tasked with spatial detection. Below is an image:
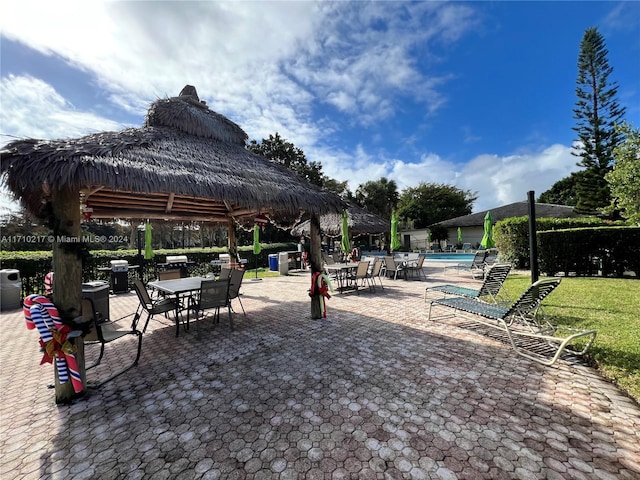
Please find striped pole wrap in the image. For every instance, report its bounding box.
[44,272,54,296]
[23,295,84,393]
[309,272,333,318]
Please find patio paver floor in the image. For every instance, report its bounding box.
[1,266,638,479]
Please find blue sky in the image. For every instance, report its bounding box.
[1,1,639,215]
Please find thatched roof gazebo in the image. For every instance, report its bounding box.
[292,202,390,237]
[1,85,344,224]
[0,85,345,402]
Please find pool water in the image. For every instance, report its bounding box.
[422,253,475,262]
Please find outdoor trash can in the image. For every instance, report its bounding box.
[0,269,22,311]
[278,252,289,276]
[82,281,110,321]
[268,254,278,271]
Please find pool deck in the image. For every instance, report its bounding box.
[1,264,639,479]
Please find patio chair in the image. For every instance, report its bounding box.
[188,278,233,330]
[83,297,142,387]
[322,251,336,266]
[368,258,385,290]
[427,278,597,366]
[381,256,404,280]
[444,250,487,279]
[152,269,183,299]
[158,269,181,281]
[218,266,232,281]
[132,279,180,333]
[228,268,246,316]
[405,255,426,280]
[352,260,375,293]
[425,263,512,304]
[483,249,498,267]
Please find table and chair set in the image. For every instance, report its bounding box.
[139,267,247,337]
[76,261,247,388]
[323,257,386,294]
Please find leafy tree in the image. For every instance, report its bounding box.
[248,133,324,187]
[0,210,52,251]
[428,224,449,244]
[572,27,626,213]
[396,182,476,229]
[354,177,398,219]
[322,177,353,200]
[538,171,586,206]
[605,123,640,225]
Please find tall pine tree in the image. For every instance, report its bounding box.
[572,27,625,214]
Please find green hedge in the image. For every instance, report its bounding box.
[538,226,640,277]
[494,216,615,268]
[0,243,297,296]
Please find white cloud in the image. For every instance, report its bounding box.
[0,75,126,142]
[315,142,580,214]
[1,1,580,220]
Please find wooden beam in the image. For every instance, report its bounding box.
[90,210,231,223]
[165,193,175,213]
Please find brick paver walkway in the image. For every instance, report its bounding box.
[1,267,638,479]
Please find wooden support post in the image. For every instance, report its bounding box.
[227,219,238,263]
[310,214,323,319]
[51,187,86,404]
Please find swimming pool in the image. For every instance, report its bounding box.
[362,252,475,263]
[422,253,475,263]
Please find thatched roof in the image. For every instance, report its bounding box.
[0,85,345,223]
[433,202,586,228]
[291,202,390,236]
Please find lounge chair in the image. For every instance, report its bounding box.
[483,249,498,267]
[444,250,487,279]
[427,278,597,366]
[425,263,512,304]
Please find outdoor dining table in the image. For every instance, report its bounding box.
[325,263,358,293]
[147,276,209,336]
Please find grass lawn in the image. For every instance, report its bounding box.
[243,267,282,279]
[504,275,640,404]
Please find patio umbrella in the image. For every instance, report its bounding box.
[340,211,351,254]
[252,225,262,281]
[457,227,463,245]
[144,222,154,260]
[480,211,496,249]
[426,229,432,246]
[390,212,401,252]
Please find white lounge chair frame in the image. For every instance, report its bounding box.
[427,278,597,366]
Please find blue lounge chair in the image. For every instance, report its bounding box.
[425,263,512,304]
[427,278,597,366]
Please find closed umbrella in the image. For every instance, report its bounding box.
[252,225,262,281]
[457,227,463,245]
[341,211,351,255]
[390,212,401,252]
[144,222,154,260]
[426,229,431,247]
[480,211,496,249]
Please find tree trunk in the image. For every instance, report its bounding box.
[51,187,86,404]
[310,214,323,319]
